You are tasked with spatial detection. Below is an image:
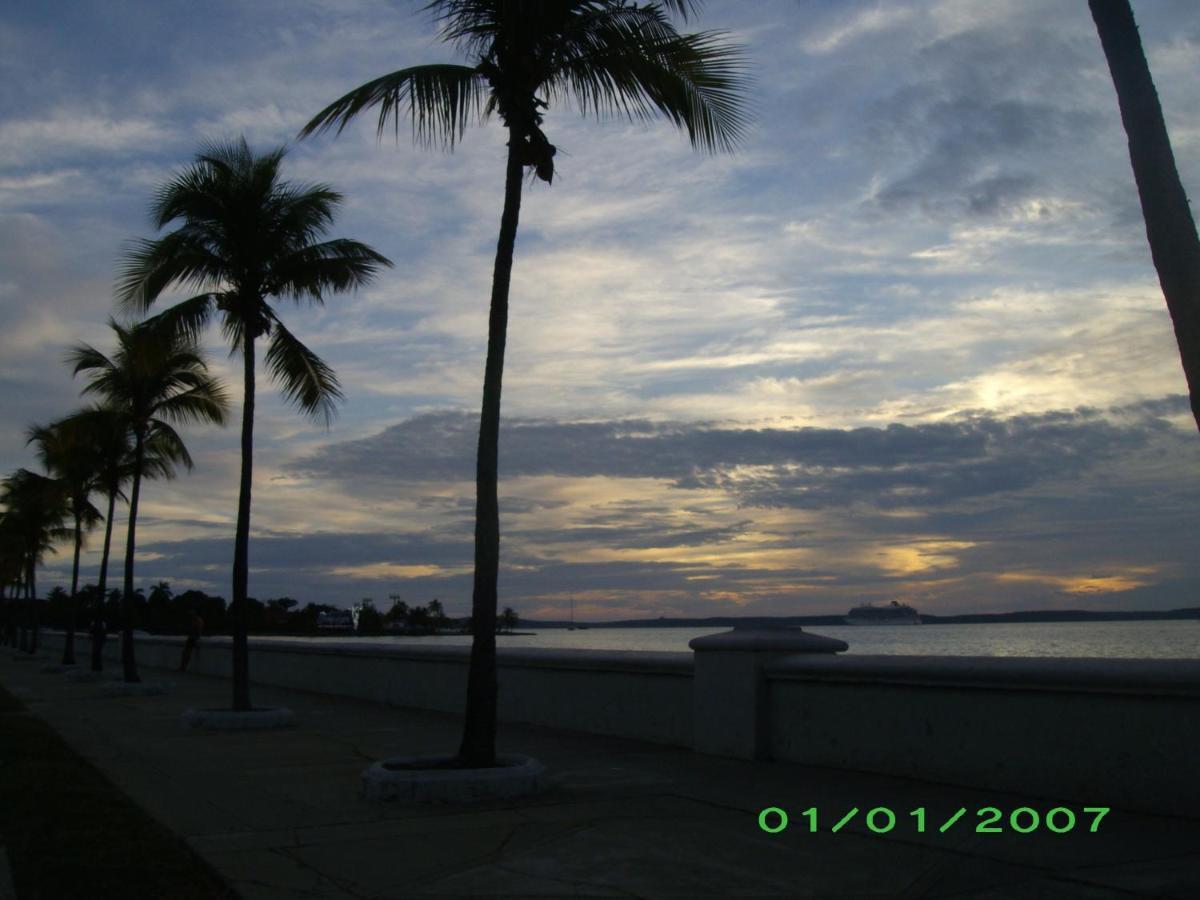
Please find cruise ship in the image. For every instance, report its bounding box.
[845,601,922,625]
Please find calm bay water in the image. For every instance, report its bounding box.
[256,619,1200,658]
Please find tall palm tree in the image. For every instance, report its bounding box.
[27,417,105,666]
[0,469,70,655]
[117,137,391,710]
[1089,0,1200,433]
[300,0,747,765]
[69,321,229,682]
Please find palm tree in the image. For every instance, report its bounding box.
[300,0,747,765]
[1089,0,1200,433]
[116,137,391,710]
[148,580,172,605]
[0,469,70,655]
[0,522,23,646]
[69,321,229,682]
[64,406,136,671]
[27,417,105,666]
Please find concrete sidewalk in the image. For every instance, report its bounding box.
[2,653,1197,899]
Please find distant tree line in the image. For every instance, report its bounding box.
[356,597,518,636]
[13,580,520,638]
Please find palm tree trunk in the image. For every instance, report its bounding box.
[121,434,145,683]
[28,560,39,655]
[92,487,117,671]
[1090,0,1200,432]
[63,512,82,666]
[2,586,10,648]
[18,570,28,652]
[231,331,255,712]
[459,128,525,768]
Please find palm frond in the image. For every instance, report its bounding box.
[220,315,246,355]
[117,233,229,313]
[263,316,344,425]
[268,239,393,302]
[549,21,749,153]
[65,341,115,380]
[143,422,195,475]
[657,0,705,21]
[153,378,230,428]
[298,64,486,148]
[78,499,104,531]
[268,184,342,247]
[142,293,218,345]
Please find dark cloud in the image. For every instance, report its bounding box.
[142,530,471,573]
[292,403,1184,511]
[511,520,754,551]
[117,396,1200,614]
[859,20,1103,220]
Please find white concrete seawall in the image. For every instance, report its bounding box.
[35,629,1200,818]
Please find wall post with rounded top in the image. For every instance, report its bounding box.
[689,627,847,760]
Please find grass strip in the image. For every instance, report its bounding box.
[0,683,239,899]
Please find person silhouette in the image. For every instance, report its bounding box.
[179,609,204,671]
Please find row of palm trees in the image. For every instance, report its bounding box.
[2,1,748,765]
[2,143,391,717]
[2,323,227,675]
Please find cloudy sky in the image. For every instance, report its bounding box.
[3,0,1200,620]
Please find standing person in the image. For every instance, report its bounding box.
[179,608,203,672]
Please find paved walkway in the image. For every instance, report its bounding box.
[2,652,1198,899]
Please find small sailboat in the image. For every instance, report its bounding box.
[566,598,589,630]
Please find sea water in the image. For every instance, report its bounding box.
[254,619,1200,658]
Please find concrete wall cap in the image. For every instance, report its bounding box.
[107,632,694,674]
[766,653,1200,695]
[689,627,848,654]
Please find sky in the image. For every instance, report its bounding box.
[3,0,1200,621]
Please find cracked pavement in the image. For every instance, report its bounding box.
[2,652,1198,899]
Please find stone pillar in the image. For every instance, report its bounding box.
[689,627,847,760]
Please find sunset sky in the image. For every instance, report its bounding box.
[3,0,1199,620]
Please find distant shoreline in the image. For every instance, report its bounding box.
[520,607,1200,629]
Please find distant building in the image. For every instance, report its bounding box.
[316,610,354,631]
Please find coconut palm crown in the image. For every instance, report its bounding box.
[116,137,392,710]
[301,0,747,173]
[301,0,747,766]
[69,320,229,682]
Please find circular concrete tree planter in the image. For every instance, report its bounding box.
[362,753,546,803]
[99,681,168,697]
[67,669,105,683]
[40,663,78,674]
[180,707,296,731]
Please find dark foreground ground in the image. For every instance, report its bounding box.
[1,651,1197,899]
